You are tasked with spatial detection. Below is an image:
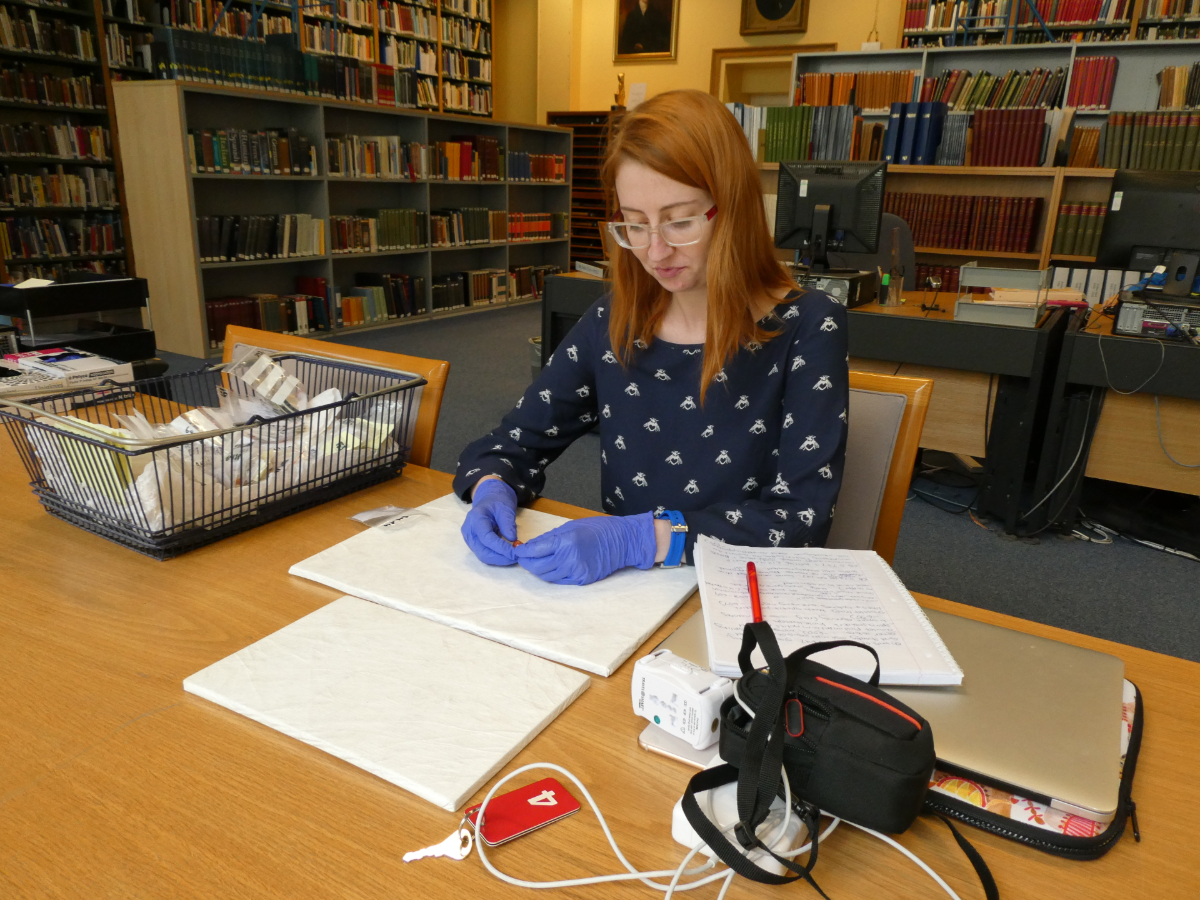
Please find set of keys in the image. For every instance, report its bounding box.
[403,827,473,863]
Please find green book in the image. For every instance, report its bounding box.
[1182,114,1200,171]
[1150,114,1167,170]
[1118,112,1133,169]
[1102,114,1118,168]
[1060,204,1082,256]
[1077,205,1099,258]
[1050,203,1070,256]
[765,106,781,163]
[1167,113,1186,171]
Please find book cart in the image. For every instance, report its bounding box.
[112,79,569,359]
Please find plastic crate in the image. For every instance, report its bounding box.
[0,353,426,558]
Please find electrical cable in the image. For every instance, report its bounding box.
[1097,333,1165,395]
[984,374,994,445]
[1020,401,1091,520]
[1154,395,1200,468]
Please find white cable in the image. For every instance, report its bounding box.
[1021,401,1091,519]
[848,822,963,900]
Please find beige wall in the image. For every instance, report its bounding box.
[548,0,904,113]
[537,0,575,123]
[493,0,538,122]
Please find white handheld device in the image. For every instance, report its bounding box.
[630,649,734,750]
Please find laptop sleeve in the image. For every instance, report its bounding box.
[922,679,1143,860]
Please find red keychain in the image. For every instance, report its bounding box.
[464,777,581,846]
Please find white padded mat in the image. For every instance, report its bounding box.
[183,595,590,812]
[288,493,698,676]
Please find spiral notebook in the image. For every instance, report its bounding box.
[694,535,962,686]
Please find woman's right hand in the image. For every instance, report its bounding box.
[461,477,519,566]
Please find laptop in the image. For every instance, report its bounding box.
[643,609,1125,822]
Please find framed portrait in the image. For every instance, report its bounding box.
[614,0,679,62]
[741,0,809,36]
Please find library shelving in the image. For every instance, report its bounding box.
[112,79,568,358]
[546,110,617,267]
[899,0,1200,47]
[0,1,134,282]
[138,0,492,116]
[756,42,1200,273]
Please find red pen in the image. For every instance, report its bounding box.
[746,561,763,623]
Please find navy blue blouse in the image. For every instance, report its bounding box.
[453,289,850,562]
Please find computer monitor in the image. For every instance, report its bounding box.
[774,161,886,273]
[1095,170,1200,297]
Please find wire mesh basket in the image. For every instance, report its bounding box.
[0,352,426,558]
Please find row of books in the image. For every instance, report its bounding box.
[442,16,489,53]
[793,72,854,107]
[379,2,437,39]
[919,67,1067,111]
[759,105,862,163]
[443,0,491,21]
[205,293,331,347]
[0,123,110,161]
[1066,126,1102,167]
[207,9,292,42]
[1093,111,1200,171]
[105,23,152,71]
[442,48,489,82]
[507,151,566,182]
[326,134,430,179]
[1050,202,1107,258]
[1015,0,1131,23]
[906,0,1011,31]
[334,0,376,28]
[1140,0,1200,17]
[1050,266,1143,305]
[725,102,767,161]
[330,208,429,253]
[969,108,1053,166]
[802,70,919,111]
[0,166,119,209]
[507,212,566,242]
[1064,56,1117,110]
[442,80,491,115]
[0,212,123,260]
[6,257,125,283]
[432,263,558,311]
[883,102,947,165]
[437,135,502,180]
[508,263,558,300]
[302,21,377,62]
[430,206,505,246]
[343,272,426,324]
[0,69,105,110]
[187,127,317,176]
[195,213,326,262]
[0,8,95,61]
[378,34,430,70]
[1157,63,1200,110]
[883,191,1043,253]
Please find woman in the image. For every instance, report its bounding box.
[453,89,848,585]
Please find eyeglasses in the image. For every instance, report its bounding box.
[607,206,718,249]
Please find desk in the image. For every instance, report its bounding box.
[1029,309,1200,532]
[5,443,1197,899]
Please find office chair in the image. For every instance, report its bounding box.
[827,213,917,288]
[221,325,449,469]
[826,371,932,565]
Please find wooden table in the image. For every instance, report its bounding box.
[3,444,1198,899]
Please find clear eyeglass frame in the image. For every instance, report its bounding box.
[607,206,718,250]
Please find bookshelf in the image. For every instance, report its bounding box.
[112,79,567,358]
[899,0,1200,46]
[757,42,1200,274]
[545,110,616,268]
[132,0,492,116]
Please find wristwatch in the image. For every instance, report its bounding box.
[654,509,688,568]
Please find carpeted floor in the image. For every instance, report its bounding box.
[159,303,1200,661]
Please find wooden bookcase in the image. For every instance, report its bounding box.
[112,79,567,358]
[764,42,1200,273]
[545,110,616,267]
[900,0,1200,47]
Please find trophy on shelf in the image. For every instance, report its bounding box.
[614,73,626,110]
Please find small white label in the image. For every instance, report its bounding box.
[1111,191,1123,211]
[799,179,809,197]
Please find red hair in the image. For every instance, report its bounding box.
[601,89,795,403]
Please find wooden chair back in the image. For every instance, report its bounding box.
[837,371,932,564]
[221,326,450,469]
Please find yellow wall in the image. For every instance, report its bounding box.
[537,0,575,123]
[493,0,538,122]
[558,0,903,113]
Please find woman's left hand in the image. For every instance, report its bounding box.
[513,513,657,585]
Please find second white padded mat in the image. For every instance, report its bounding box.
[183,596,590,812]
[289,493,698,676]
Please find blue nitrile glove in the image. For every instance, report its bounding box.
[512,513,656,585]
[462,478,520,566]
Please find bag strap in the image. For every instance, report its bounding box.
[734,622,790,845]
[785,639,883,687]
[931,813,1000,900]
[680,763,830,897]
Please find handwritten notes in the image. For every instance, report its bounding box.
[695,536,963,686]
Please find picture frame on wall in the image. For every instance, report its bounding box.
[741,0,809,36]
[614,0,680,61]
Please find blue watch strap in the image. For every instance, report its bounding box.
[654,509,688,568]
